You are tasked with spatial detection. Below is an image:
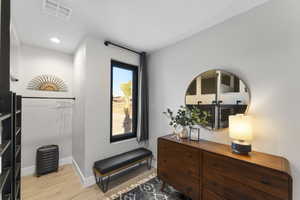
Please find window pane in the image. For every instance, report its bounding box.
[112,67,133,136]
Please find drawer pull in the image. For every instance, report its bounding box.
[260,178,271,185]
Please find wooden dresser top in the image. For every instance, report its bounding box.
[159,134,291,177]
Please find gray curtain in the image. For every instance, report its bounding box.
[138,52,149,142]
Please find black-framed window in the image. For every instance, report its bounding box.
[110,60,138,143]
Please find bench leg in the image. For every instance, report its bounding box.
[147,156,153,170]
[94,170,110,193]
[94,171,102,190]
[93,170,99,184]
[101,176,110,193]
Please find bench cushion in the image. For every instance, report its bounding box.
[94,148,152,175]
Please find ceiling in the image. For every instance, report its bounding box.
[12,0,269,54]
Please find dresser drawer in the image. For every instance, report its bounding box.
[203,152,290,199]
[203,172,282,200]
[159,167,199,200]
[202,188,224,200]
[158,139,200,178]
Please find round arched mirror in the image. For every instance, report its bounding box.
[185,70,250,130]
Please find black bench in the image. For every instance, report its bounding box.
[93,148,153,192]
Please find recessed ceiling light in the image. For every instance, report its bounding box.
[50,37,61,44]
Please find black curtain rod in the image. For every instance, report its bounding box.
[104,41,142,55]
[22,96,75,100]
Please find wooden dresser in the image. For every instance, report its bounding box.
[158,135,293,200]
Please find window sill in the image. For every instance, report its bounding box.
[111,137,137,145]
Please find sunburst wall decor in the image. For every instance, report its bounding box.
[27,75,68,92]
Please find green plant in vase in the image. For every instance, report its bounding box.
[188,106,210,127]
[163,106,209,139]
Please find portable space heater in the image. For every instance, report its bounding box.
[36,145,59,177]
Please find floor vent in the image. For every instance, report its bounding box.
[42,0,72,20]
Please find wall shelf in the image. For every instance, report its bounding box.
[15,181,20,198]
[14,95,22,200]
[16,128,21,136]
[15,163,21,179]
[15,146,21,158]
[0,168,11,193]
[1,0,21,199]
[0,141,11,156]
[4,194,11,200]
[0,92,22,199]
[0,113,11,121]
[22,96,75,100]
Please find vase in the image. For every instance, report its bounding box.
[189,127,200,141]
[179,126,189,139]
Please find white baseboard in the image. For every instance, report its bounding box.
[71,158,96,188]
[71,157,85,185]
[60,156,73,165]
[21,156,73,177]
[83,176,96,188]
[21,165,35,177]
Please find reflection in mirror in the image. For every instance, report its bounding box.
[185,70,250,130]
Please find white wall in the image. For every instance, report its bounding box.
[10,23,21,92]
[72,37,144,182]
[22,99,73,168]
[18,45,74,170]
[18,45,73,97]
[72,42,87,174]
[148,0,300,199]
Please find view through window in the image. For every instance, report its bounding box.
[110,60,138,142]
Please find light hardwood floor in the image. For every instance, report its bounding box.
[21,164,156,200]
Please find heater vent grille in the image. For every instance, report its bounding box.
[36,145,59,176]
[42,0,72,20]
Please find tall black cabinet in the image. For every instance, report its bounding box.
[0,93,22,200]
[13,94,21,200]
[0,92,13,200]
[1,0,22,199]
[0,0,11,93]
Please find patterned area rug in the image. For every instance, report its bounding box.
[110,176,190,200]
